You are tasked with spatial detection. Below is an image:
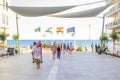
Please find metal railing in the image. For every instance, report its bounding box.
[105,2,120,16]
[106,18,120,29]
[105,0,113,4]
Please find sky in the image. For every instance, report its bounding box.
[4,0,110,40]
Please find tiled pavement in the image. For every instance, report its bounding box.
[0,52,120,80]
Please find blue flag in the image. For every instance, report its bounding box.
[67,27,75,33]
[67,27,75,36]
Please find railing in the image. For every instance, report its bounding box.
[105,0,113,4]
[105,2,120,16]
[106,18,120,29]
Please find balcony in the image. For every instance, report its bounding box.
[105,0,114,5]
[105,4,119,17]
[106,18,120,29]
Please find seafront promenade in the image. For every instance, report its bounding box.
[0,51,120,80]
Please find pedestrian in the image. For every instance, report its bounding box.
[51,42,57,59]
[95,43,98,52]
[31,42,36,63]
[66,43,69,52]
[63,43,66,54]
[97,44,102,54]
[91,43,94,52]
[57,44,61,59]
[38,41,43,63]
[85,47,87,51]
[69,43,73,54]
[34,44,41,69]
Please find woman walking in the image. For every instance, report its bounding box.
[31,42,36,63]
[38,41,43,63]
[63,43,66,54]
[66,43,69,52]
[34,44,41,69]
[51,42,56,59]
[69,43,73,54]
[57,44,61,59]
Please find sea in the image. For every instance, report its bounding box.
[7,40,113,47]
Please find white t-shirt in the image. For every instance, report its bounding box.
[32,45,36,53]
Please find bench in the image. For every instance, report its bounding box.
[105,50,120,57]
[0,49,9,57]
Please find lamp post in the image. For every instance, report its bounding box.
[102,14,105,36]
[98,14,106,36]
[16,14,20,52]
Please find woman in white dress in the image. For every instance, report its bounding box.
[34,44,41,69]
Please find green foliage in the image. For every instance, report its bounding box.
[0,33,9,49]
[42,43,46,48]
[76,46,83,51]
[0,33,9,42]
[12,34,19,41]
[109,31,118,41]
[99,33,109,44]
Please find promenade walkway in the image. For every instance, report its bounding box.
[0,52,120,80]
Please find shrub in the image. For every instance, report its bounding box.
[76,46,83,51]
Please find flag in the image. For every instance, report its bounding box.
[45,27,52,33]
[56,27,64,33]
[67,27,75,36]
[35,27,40,32]
[67,27,75,33]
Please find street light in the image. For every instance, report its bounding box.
[102,14,105,36]
[97,14,106,36]
[16,14,20,52]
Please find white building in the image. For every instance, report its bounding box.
[105,0,120,49]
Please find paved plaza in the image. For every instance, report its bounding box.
[0,52,120,80]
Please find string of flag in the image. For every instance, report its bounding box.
[34,27,75,37]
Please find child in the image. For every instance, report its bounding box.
[34,44,41,69]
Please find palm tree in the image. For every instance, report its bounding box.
[99,33,109,45]
[109,31,118,50]
[0,33,9,49]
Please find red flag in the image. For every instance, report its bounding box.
[56,27,64,33]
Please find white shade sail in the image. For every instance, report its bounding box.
[50,5,109,18]
[8,5,76,17]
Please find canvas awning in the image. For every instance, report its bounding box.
[50,5,109,18]
[7,0,108,17]
[8,5,76,17]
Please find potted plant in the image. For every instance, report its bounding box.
[99,33,109,45]
[109,31,118,50]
